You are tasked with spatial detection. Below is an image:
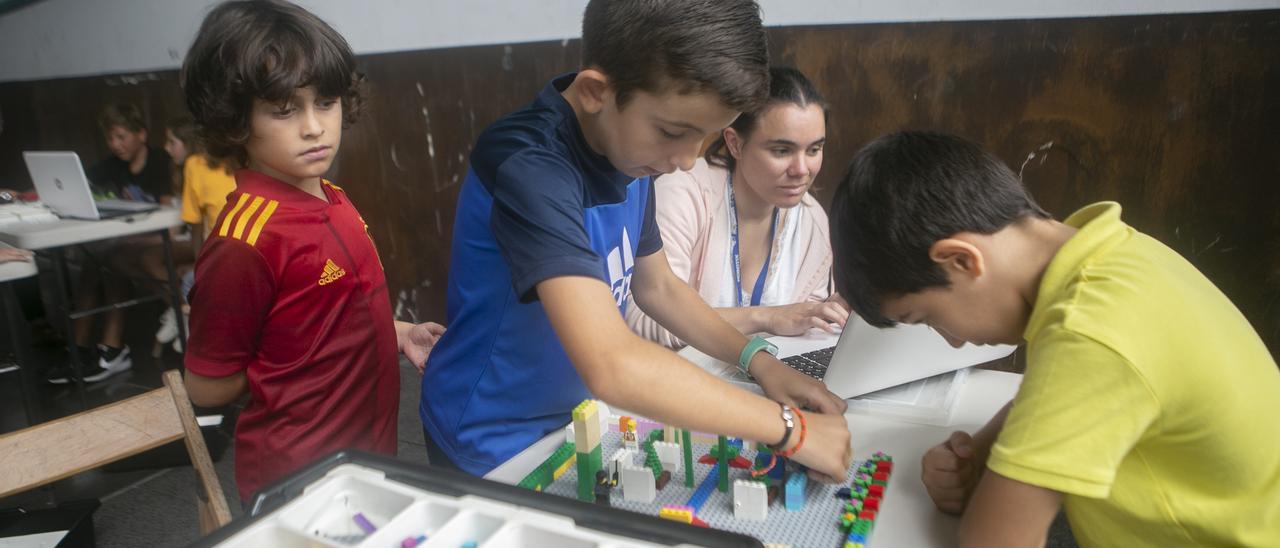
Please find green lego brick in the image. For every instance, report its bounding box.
[682,429,694,488]
[575,445,603,502]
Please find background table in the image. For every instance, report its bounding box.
[0,208,186,405]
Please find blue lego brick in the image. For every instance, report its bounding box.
[686,463,720,512]
[784,471,808,511]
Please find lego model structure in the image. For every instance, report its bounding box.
[516,400,896,547]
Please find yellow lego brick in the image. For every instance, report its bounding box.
[572,400,601,450]
[552,454,577,481]
[658,507,693,524]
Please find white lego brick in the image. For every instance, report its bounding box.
[621,464,655,503]
[734,480,768,521]
[654,441,681,473]
[608,449,636,482]
[565,423,576,445]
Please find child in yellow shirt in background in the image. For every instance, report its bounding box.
[166,117,237,246]
[828,131,1279,547]
[156,117,237,350]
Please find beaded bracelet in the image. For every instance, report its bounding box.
[773,407,807,458]
[750,406,810,478]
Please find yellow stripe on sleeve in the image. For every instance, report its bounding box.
[218,194,250,237]
[232,196,265,240]
[245,200,278,246]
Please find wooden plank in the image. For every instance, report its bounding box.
[0,387,184,498]
[163,370,232,531]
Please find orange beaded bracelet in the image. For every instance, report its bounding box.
[773,407,807,458]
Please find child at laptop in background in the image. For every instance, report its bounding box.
[47,104,175,383]
[180,0,444,501]
[86,103,172,204]
[828,130,1279,546]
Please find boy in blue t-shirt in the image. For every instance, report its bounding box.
[421,0,853,479]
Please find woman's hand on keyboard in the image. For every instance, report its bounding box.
[761,300,849,336]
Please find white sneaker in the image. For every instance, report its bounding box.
[156,307,178,343]
[82,344,131,382]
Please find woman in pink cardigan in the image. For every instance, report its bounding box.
[627,67,849,348]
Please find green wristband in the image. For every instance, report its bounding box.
[738,336,779,377]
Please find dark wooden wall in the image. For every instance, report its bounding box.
[1,9,1276,356]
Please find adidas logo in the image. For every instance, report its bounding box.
[319,259,346,286]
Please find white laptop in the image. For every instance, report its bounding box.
[710,315,1016,399]
[23,151,159,220]
[789,315,1015,398]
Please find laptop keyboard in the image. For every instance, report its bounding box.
[782,345,836,380]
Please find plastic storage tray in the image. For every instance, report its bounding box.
[191,450,761,548]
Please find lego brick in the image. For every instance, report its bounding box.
[654,441,682,472]
[572,400,601,451]
[733,479,768,522]
[655,470,671,491]
[659,505,693,524]
[681,429,694,488]
[687,463,720,512]
[575,444,602,502]
[784,471,808,511]
[622,463,656,503]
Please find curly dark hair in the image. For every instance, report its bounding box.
[581,0,769,112]
[180,0,364,166]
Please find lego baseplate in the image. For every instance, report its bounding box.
[527,427,888,547]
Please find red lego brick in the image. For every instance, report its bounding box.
[864,496,880,511]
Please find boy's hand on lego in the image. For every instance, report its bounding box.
[922,430,982,515]
[752,355,847,414]
[762,301,849,336]
[789,410,853,483]
[397,321,446,374]
[0,247,33,264]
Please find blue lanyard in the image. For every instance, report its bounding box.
[727,174,778,308]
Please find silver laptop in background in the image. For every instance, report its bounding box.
[23,151,159,220]
[783,315,1017,399]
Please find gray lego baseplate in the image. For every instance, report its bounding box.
[536,429,874,547]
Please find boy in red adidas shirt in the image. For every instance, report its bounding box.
[179,0,444,501]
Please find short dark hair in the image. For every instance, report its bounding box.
[829,131,1051,327]
[98,104,146,134]
[581,0,769,112]
[180,0,364,165]
[706,66,828,172]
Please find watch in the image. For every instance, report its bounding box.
[737,336,779,377]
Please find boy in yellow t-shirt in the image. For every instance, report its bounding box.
[829,131,1279,547]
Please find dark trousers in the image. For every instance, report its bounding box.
[422,427,463,472]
